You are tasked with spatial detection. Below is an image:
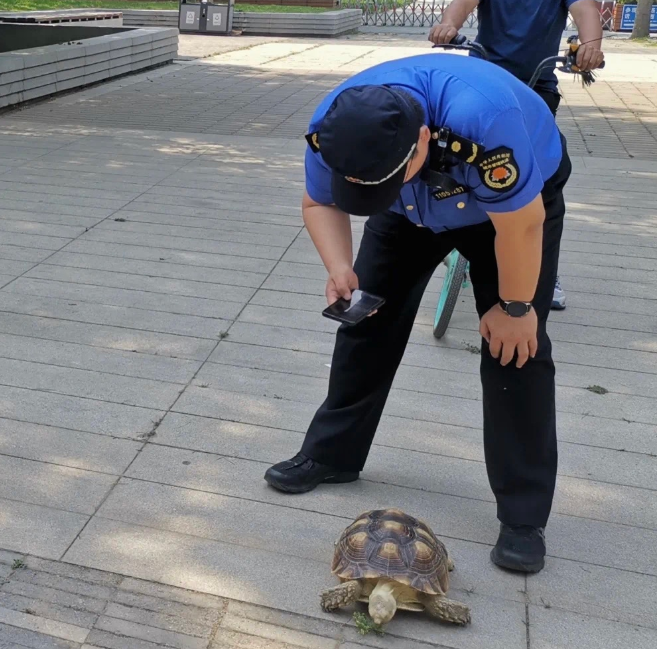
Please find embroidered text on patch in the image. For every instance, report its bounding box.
[478,147,519,193]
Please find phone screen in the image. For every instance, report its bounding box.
[322,290,385,325]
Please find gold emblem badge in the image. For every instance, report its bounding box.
[478,148,519,192]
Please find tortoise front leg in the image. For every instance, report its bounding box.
[421,594,471,625]
[320,580,363,612]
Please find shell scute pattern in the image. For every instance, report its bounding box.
[331,508,449,595]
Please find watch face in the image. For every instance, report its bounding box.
[506,301,530,317]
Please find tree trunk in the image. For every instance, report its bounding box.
[631,0,653,38]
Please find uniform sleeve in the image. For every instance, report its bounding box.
[304,147,334,205]
[470,108,545,214]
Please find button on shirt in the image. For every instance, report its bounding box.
[305,54,563,234]
[475,0,585,91]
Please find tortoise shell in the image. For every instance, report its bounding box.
[332,508,450,596]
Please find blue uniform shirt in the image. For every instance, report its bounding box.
[305,54,563,233]
[475,0,583,91]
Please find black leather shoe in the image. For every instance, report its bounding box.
[264,454,359,494]
[490,524,546,573]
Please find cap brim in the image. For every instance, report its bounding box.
[331,166,406,217]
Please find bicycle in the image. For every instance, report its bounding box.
[431,35,603,339]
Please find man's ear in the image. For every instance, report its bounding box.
[419,125,431,144]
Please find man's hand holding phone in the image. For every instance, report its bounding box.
[326,265,359,304]
[323,269,385,326]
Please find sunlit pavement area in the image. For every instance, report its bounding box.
[0,32,656,649]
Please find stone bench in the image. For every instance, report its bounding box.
[121,10,179,28]
[0,27,178,109]
[233,9,362,35]
[121,8,362,36]
[0,9,123,27]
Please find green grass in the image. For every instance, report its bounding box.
[0,1,330,12]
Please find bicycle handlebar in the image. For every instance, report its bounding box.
[528,53,605,89]
[431,34,490,61]
[432,33,604,88]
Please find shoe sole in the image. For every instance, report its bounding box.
[490,547,545,574]
[264,470,359,494]
[551,300,566,311]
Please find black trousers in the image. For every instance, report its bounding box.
[534,86,561,117]
[301,140,572,529]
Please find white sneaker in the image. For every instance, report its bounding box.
[551,276,566,310]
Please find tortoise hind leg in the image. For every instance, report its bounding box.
[321,580,363,612]
[421,594,471,625]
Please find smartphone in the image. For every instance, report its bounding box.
[322,290,385,326]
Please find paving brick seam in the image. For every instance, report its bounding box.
[0,493,98,523]
[31,246,281,272]
[116,451,657,534]
[0,374,170,408]
[137,414,657,489]
[172,394,657,445]
[56,501,657,580]
[0,415,148,447]
[3,279,251,311]
[231,313,657,359]
[198,374,657,426]
[0,451,127,483]
[0,550,462,649]
[32,262,267,289]
[0,328,206,362]
[121,441,657,507]
[413,321,657,357]
[397,323,657,358]
[52,216,310,584]
[203,355,657,397]
[0,356,188,387]
[1,575,114,605]
[146,407,657,458]
[21,268,265,294]
[97,217,304,234]
[75,234,289,259]
[247,288,657,327]
[0,307,224,342]
[423,314,657,340]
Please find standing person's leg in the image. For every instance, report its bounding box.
[534,85,568,311]
[533,86,561,117]
[452,138,572,572]
[265,212,454,493]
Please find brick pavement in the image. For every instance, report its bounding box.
[6,39,657,160]
[0,34,656,649]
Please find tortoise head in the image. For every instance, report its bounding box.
[368,582,398,625]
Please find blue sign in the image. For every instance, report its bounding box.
[620,5,657,32]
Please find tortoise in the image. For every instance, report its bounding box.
[320,508,471,627]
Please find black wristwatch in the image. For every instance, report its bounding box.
[499,300,532,318]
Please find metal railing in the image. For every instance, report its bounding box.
[339,0,616,30]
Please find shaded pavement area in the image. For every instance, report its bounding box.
[0,36,656,649]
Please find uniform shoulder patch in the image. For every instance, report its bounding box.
[305,131,320,153]
[477,147,519,193]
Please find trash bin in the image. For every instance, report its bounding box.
[178,0,234,34]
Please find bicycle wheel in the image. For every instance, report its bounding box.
[433,250,468,340]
